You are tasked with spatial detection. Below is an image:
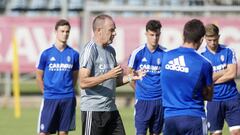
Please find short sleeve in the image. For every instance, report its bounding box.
[202,61,213,86]
[227,48,237,64]
[36,51,47,70]
[80,46,95,71]
[72,52,80,71]
[128,52,139,70]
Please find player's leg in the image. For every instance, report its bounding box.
[58,131,68,135]
[39,133,50,135]
[37,99,59,135]
[224,98,240,135]
[58,97,76,135]
[149,100,164,135]
[207,101,224,135]
[230,129,240,135]
[135,100,153,135]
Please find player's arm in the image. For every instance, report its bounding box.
[215,63,237,84]
[79,65,122,89]
[116,69,145,87]
[126,53,139,89]
[36,69,44,94]
[73,52,80,87]
[116,74,130,87]
[202,85,213,101]
[115,66,132,86]
[202,61,214,101]
[73,70,79,87]
[128,68,136,90]
[213,69,226,82]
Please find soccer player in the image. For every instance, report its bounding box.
[36,19,79,135]
[161,19,213,135]
[201,24,240,135]
[128,20,165,135]
[79,14,144,135]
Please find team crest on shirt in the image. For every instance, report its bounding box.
[220,55,224,62]
[67,56,71,62]
[157,58,161,65]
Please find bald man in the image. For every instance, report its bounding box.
[79,14,144,135]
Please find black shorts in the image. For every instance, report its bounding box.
[81,110,126,135]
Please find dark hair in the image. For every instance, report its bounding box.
[55,19,71,30]
[205,24,219,36]
[92,14,113,31]
[183,19,205,43]
[146,20,162,32]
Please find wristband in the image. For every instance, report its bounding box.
[128,74,133,83]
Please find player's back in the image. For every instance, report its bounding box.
[161,47,211,118]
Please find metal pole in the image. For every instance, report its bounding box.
[61,0,68,19]
[2,72,11,108]
[82,1,91,46]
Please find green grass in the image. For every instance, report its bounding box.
[0,106,231,135]
[0,107,40,135]
[2,78,239,134]
[0,107,135,135]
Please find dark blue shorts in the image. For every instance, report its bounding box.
[163,116,208,135]
[207,97,240,133]
[37,97,76,134]
[135,99,164,135]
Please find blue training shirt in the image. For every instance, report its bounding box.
[37,45,79,99]
[128,44,165,100]
[161,47,213,118]
[201,44,239,101]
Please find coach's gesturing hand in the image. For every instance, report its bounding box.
[107,65,123,78]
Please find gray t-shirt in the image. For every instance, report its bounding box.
[80,40,118,111]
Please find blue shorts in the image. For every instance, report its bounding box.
[135,99,164,135]
[37,97,76,134]
[207,97,240,133]
[163,116,208,135]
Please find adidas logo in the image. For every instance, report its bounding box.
[165,55,189,73]
[141,57,147,62]
[50,57,56,61]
